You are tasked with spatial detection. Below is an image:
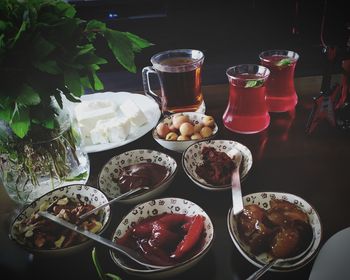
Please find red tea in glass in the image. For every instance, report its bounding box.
[142,49,205,114]
[259,50,299,112]
[223,64,270,134]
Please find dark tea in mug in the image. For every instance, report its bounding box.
[142,49,205,114]
[157,57,203,113]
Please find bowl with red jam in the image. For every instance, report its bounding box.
[98,149,178,204]
[227,192,322,271]
[182,139,253,191]
[152,112,219,153]
[110,197,214,278]
[10,184,111,256]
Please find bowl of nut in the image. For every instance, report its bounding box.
[9,184,111,256]
[152,112,218,153]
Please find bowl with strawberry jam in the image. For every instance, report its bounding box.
[98,149,178,204]
[110,197,214,278]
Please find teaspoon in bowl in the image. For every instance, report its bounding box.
[227,148,243,215]
[245,232,316,280]
[38,211,170,269]
[79,186,150,220]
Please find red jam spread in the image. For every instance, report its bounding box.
[116,162,170,193]
[196,146,236,185]
[116,213,206,266]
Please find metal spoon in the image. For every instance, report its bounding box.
[79,186,150,220]
[227,148,243,215]
[38,211,170,269]
[245,232,316,280]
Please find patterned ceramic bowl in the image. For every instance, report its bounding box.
[182,139,253,191]
[9,184,111,256]
[98,149,177,204]
[152,112,219,153]
[110,197,214,279]
[227,192,322,272]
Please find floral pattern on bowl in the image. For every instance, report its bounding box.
[109,197,214,279]
[227,191,322,272]
[9,184,111,256]
[152,112,219,153]
[182,139,253,191]
[98,149,178,204]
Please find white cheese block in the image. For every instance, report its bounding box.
[119,99,147,127]
[96,117,130,142]
[75,100,118,130]
[90,126,109,145]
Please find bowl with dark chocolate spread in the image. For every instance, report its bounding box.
[98,149,178,204]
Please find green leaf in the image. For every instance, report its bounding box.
[276,58,293,67]
[105,273,122,280]
[104,29,136,73]
[86,20,106,32]
[125,32,153,52]
[91,247,105,280]
[33,60,60,74]
[0,107,11,122]
[245,80,264,88]
[10,19,27,47]
[17,85,41,106]
[91,72,104,91]
[10,107,30,138]
[56,1,76,18]
[53,90,63,108]
[65,171,88,181]
[76,44,95,56]
[64,70,83,97]
[41,118,54,129]
[32,36,56,59]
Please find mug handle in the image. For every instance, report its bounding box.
[142,66,161,106]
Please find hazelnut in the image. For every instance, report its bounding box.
[202,115,215,127]
[179,122,194,136]
[165,132,178,141]
[193,123,203,133]
[156,122,170,139]
[172,115,190,129]
[191,133,202,140]
[177,135,190,141]
[200,126,213,138]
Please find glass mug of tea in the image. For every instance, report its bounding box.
[259,50,299,112]
[223,64,270,134]
[142,49,205,114]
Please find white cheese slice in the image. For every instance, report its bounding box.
[90,126,109,145]
[119,99,147,127]
[96,117,130,142]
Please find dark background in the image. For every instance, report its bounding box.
[69,0,350,91]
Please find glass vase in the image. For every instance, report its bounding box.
[0,100,90,205]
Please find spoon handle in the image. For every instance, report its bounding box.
[79,186,148,220]
[245,259,278,280]
[38,211,168,269]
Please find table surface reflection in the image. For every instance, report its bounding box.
[1,76,349,280]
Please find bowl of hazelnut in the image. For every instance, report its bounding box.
[152,112,218,153]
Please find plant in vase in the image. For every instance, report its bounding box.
[0,0,152,205]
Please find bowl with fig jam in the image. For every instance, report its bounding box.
[182,139,253,191]
[98,149,178,204]
[10,184,111,256]
[227,192,322,271]
[110,197,214,278]
[152,112,219,153]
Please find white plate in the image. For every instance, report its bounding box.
[309,227,350,280]
[69,92,161,153]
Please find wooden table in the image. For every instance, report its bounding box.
[1,76,349,280]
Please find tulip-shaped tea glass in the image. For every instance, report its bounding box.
[259,50,299,112]
[223,64,270,134]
